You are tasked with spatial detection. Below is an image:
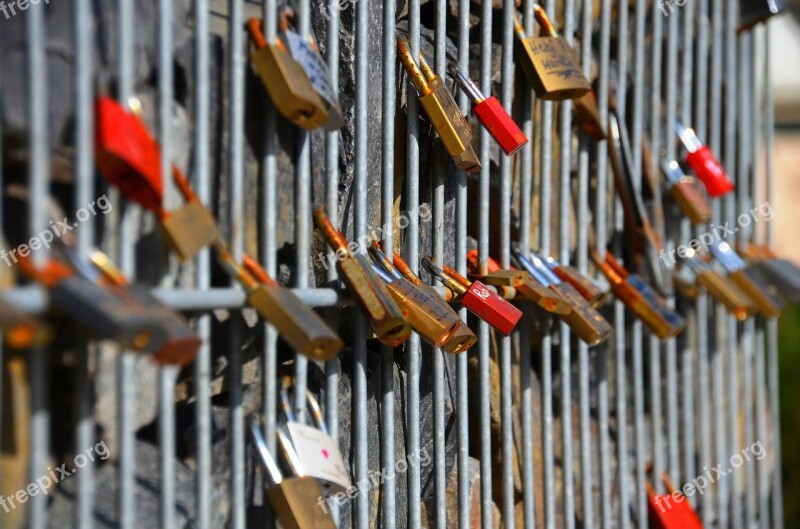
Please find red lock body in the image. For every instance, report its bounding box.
[460,280,522,336]
[685,145,734,197]
[94,96,163,210]
[473,96,528,156]
[647,494,704,529]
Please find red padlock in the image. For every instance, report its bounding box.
[647,473,704,529]
[450,66,528,156]
[94,96,163,210]
[422,257,522,336]
[675,120,734,198]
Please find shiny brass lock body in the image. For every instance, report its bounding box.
[159,199,221,261]
[384,279,461,348]
[574,90,607,140]
[549,282,612,347]
[514,8,591,101]
[729,268,784,318]
[695,269,758,321]
[552,264,608,308]
[442,321,478,354]
[669,180,712,225]
[248,19,329,130]
[484,270,571,315]
[267,477,337,529]
[248,284,345,361]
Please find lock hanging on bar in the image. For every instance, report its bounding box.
[709,241,784,318]
[514,249,613,346]
[738,0,786,33]
[660,160,713,225]
[278,380,352,494]
[423,257,523,336]
[214,245,344,361]
[369,244,463,349]
[249,416,338,529]
[313,206,411,346]
[675,120,735,198]
[449,66,528,156]
[276,9,345,130]
[513,7,591,101]
[246,18,330,130]
[536,253,609,309]
[386,245,477,354]
[683,253,757,321]
[466,250,571,315]
[396,37,481,174]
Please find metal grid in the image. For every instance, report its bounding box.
[0,0,785,528]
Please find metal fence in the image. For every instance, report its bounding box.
[0,0,784,528]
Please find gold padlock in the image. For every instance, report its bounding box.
[483,269,572,315]
[685,256,757,321]
[710,241,784,318]
[513,7,591,101]
[314,207,411,346]
[158,167,221,261]
[573,89,607,140]
[246,18,329,130]
[215,247,344,361]
[397,37,481,174]
[661,160,713,225]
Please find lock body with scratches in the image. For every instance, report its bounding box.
[661,160,712,225]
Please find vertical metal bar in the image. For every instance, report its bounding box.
[228,0,246,527]
[540,1,555,527]
[194,1,213,528]
[595,0,613,527]
[499,0,515,525]
[27,2,49,527]
[455,1,471,527]
[74,0,96,526]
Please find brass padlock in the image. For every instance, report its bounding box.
[215,246,344,361]
[513,7,591,101]
[574,89,607,140]
[710,241,784,318]
[536,254,608,308]
[314,207,411,346]
[685,255,757,321]
[159,167,221,261]
[246,18,329,130]
[369,245,462,349]
[660,160,712,225]
[396,37,481,174]
[738,0,786,32]
[249,417,337,529]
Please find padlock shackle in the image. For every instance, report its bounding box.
[422,257,467,296]
[675,119,703,152]
[280,377,330,434]
[532,3,559,37]
[511,249,551,287]
[249,416,284,485]
[277,424,306,477]
[526,253,562,285]
[588,248,624,287]
[241,255,279,287]
[396,37,432,97]
[418,53,436,83]
[90,251,129,286]
[710,241,747,272]
[603,252,631,280]
[313,206,350,253]
[214,242,260,290]
[441,264,473,290]
[16,255,73,288]
[449,65,485,104]
[368,243,404,281]
[660,159,685,185]
[384,244,424,286]
[246,18,268,49]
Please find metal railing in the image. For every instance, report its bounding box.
[0,0,783,528]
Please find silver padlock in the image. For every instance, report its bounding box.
[279,380,351,495]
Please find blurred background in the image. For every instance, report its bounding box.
[769,4,800,528]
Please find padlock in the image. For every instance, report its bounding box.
[277,10,345,130]
[466,250,571,315]
[88,251,202,366]
[675,120,734,198]
[573,89,607,141]
[249,416,338,529]
[513,8,591,101]
[246,18,329,130]
[738,0,786,32]
[214,246,344,360]
[514,250,613,346]
[94,96,163,211]
[313,207,411,346]
[422,258,522,336]
[396,37,481,174]
[590,250,685,340]
[684,254,757,321]
[382,245,478,353]
[368,245,463,349]
[710,241,784,317]
[449,66,528,156]
[279,381,351,494]
[647,472,704,529]
[18,256,167,352]
[158,167,221,261]
[603,252,686,338]
[660,160,713,225]
[0,300,51,349]
[750,256,800,304]
[534,253,608,308]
